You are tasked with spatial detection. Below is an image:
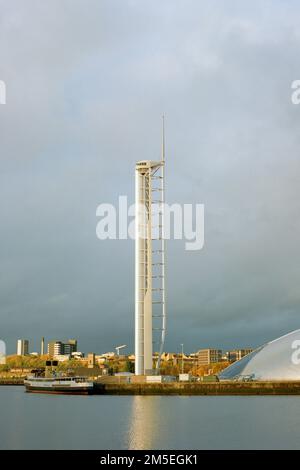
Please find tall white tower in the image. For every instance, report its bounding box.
[135,119,166,375]
[41,337,44,356]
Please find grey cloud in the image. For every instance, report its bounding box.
[0,0,300,354]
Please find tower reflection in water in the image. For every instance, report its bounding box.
[127,396,163,450]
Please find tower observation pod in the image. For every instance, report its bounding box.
[135,119,166,376]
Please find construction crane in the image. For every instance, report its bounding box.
[115,345,127,356]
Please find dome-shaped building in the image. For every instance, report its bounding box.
[219,329,300,381]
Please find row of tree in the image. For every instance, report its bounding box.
[0,355,229,377]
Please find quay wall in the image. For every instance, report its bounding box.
[2,379,300,395]
[93,381,300,395]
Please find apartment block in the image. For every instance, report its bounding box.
[197,348,222,365]
[228,349,253,362]
[17,339,29,356]
[47,339,77,357]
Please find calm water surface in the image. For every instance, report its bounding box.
[1,386,300,449]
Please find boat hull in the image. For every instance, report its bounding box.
[26,385,93,395]
[25,384,93,395]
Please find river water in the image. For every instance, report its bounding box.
[1,386,300,449]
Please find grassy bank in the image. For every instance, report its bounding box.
[0,378,24,385]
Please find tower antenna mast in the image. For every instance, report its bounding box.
[156,115,166,371]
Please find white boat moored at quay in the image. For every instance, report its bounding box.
[24,376,94,395]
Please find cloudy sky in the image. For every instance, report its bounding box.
[1,0,300,355]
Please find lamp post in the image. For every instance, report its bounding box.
[181,343,184,374]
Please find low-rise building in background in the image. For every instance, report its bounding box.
[71,351,84,359]
[87,353,95,368]
[54,354,70,362]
